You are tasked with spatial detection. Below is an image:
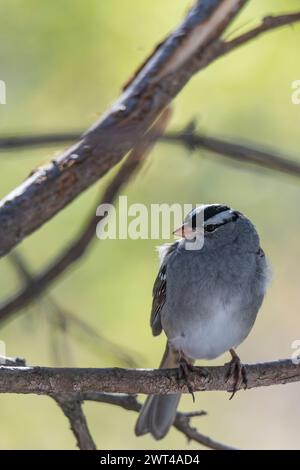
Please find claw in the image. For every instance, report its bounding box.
[178,357,195,402]
[225,349,248,400]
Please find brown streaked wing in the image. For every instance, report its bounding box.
[150,242,178,336]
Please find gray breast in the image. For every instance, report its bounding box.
[160,221,269,360]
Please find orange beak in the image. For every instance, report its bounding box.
[173,223,195,238]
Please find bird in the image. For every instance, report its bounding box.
[135,203,270,440]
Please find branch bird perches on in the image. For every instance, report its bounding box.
[1,357,299,450]
[1,359,299,396]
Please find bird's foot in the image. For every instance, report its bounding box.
[225,349,247,400]
[178,357,196,402]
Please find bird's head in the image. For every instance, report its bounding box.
[173,204,240,241]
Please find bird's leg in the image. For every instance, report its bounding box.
[178,353,196,402]
[225,349,248,400]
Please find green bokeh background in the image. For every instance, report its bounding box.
[0,0,300,449]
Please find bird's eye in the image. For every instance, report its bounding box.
[205,224,217,233]
[191,214,197,230]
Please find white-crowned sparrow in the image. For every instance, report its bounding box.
[135,204,270,440]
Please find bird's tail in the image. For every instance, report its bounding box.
[135,343,181,440]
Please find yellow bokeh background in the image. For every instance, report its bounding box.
[0,0,300,449]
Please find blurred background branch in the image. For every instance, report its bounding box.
[1,123,300,178]
[0,109,171,324]
[162,123,300,177]
[8,251,139,367]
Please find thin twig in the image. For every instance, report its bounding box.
[162,126,300,178]
[82,392,235,450]
[82,392,141,411]
[190,10,300,73]
[0,133,80,151]
[218,12,300,58]
[53,393,96,450]
[2,124,300,178]
[174,413,234,450]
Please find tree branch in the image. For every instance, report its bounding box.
[217,12,300,57]
[188,10,300,73]
[0,0,247,258]
[0,109,171,323]
[82,392,235,450]
[174,412,235,450]
[52,393,96,450]
[0,359,298,395]
[0,133,80,151]
[162,125,300,178]
[2,123,300,178]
